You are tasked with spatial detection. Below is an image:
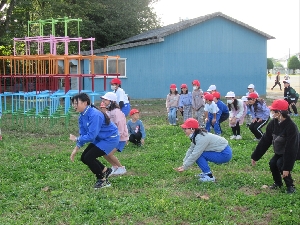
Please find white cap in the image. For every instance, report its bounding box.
[101,92,117,102]
[283,80,290,84]
[225,91,235,98]
[208,85,216,91]
[241,96,248,102]
[247,84,255,89]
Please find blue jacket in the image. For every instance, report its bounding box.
[77,106,119,154]
[179,92,192,107]
[248,101,270,121]
[216,100,229,114]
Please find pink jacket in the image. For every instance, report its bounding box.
[107,108,129,141]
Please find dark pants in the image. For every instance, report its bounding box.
[129,132,142,145]
[269,154,294,187]
[81,143,106,179]
[285,98,298,114]
[249,119,269,139]
[219,112,229,124]
[272,81,281,90]
[231,122,240,135]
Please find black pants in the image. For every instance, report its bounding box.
[219,112,229,124]
[272,81,281,90]
[285,99,298,114]
[81,143,106,179]
[249,119,268,139]
[129,132,142,145]
[231,122,240,135]
[269,154,294,187]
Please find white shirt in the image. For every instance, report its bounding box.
[204,101,219,114]
[115,88,129,104]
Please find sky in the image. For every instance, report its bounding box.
[152,0,300,60]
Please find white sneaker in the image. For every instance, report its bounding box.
[113,166,127,175]
[109,167,118,176]
[199,174,215,182]
[235,135,242,140]
[230,135,236,140]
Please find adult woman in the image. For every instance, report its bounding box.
[251,99,299,194]
[247,92,270,141]
[110,78,131,116]
[283,80,299,116]
[175,118,232,182]
[225,91,246,140]
[69,93,119,189]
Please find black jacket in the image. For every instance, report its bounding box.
[284,86,299,102]
[251,116,300,171]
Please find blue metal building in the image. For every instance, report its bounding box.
[82,12,274,99]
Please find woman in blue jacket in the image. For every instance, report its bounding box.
[69,93,120,189]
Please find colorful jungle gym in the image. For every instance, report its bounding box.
[0,17,120,134]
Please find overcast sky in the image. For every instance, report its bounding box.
[153,0,300,59]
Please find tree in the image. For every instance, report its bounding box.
[287,55,300,74]
[267,58,274,73]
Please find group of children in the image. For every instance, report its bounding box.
[166,80,271,140]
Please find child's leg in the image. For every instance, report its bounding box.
[197,107,205,127]
[103,148,122,167]
[196,146,232,173]
[213,113,222,135]
[171,108,177,124]
[205,113,212,131]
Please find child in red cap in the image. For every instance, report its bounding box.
[127,109,146,146]
[166,84,180,125]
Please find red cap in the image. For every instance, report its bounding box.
[110,78,121,85]
[181,84,187,89]
[192,80,200,87]
[247,92,259,99]
[269,99,289,111]
[130,108,139,116]
[212,91,221,99]
[181,118,199,129]
[170,84,177,89]
[205,93,214,101]
[203,92,210,96]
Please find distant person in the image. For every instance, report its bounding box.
[166,84,180,125]
[247,93,270,141]
[204,93,221,135]
[174,118,232,182]
[245,84,259,126]
[127,109,146,146]
[284,73,290,80]
[271,72,282,91]
[179,84,193,122]
[283,80,299,116]
[212,91,229,132]
[191,80,205,127]
[110,78,131,116]
[251,99,300,194]
[268,72,272,80]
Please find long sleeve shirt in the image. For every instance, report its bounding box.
[166,94,180,109]
[284,86,299,102]
[179,92,192,107]
[76,106,119,153]
[248,101,270,120]
[127,119,146,139]
[251,117,300,171]
[216,100,229,114]
[115,88,129,104]
[107,108,129,141]
[192,89,204,110]
[183,132,229,170]
[228,99,245,119]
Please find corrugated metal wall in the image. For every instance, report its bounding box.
[84,17,267,99]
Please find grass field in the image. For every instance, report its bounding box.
[0,98,300,225]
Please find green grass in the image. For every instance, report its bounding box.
[0,99,300,224]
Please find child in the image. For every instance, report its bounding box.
[174,118,232,182]
[110,78,131,116]
[245,84,259,126]
[207,85,217,94]
[268,72,272,80]
[283,80,299,116]
[101,92,128,175]
[225,91,246,140]
[247,92,270,141]
[127,109,146,146]
[271,72,282,91]
[204,93,221,135]
[191,80,205,127]
[179,84,192,122]
[212,92,229,130]
[99,101,107,113]
[166,84,180,125]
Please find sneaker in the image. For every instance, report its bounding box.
[196,172,205,178]
[94,179,111,189]
[172,123,177,126]
[269,183,282,190]
[110,167,118,175]
[113,166,127,175]
[103,167,113,179]
[235,135,242,140]
[286,186,296,194]
[199,174,216,182]
[253,138,261,141]
[230,135,236,140]
[294,114,298,116]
